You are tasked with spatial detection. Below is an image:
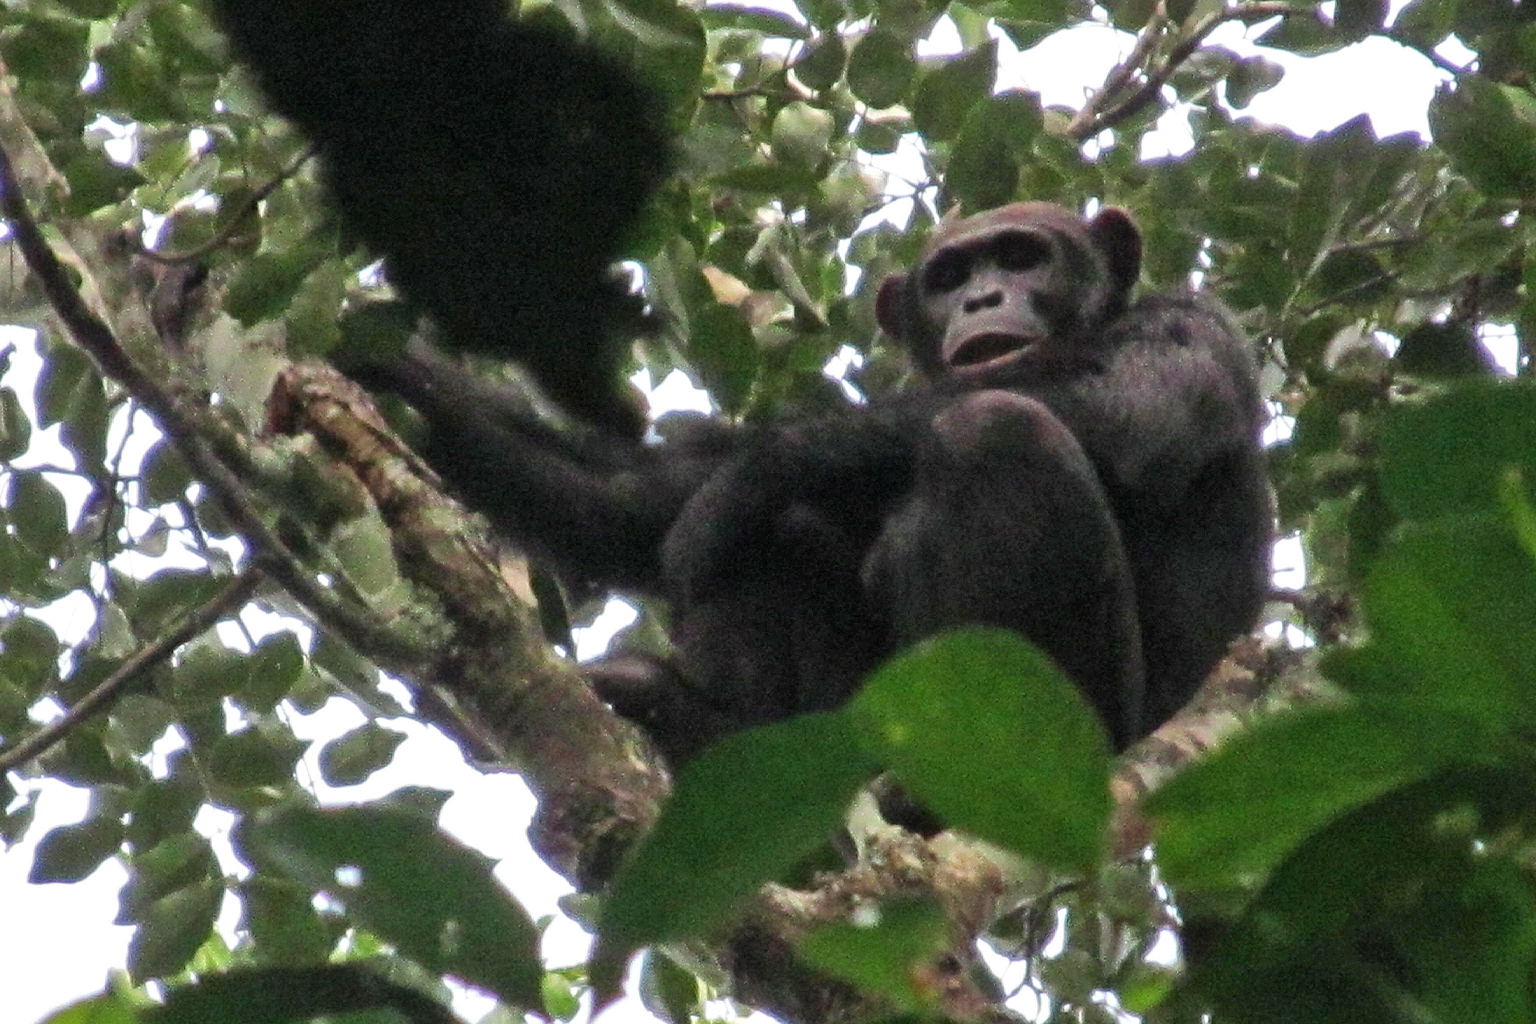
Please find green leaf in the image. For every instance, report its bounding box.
[794,31,847,92]
[57,0,118,19]
[94,40,189,122]
[1391,0,1456,49]
[243,631,306,713]
[699,4,810,37]
[223,235,333,326]
[244,804,544,1012]
[1395,320,1496,377]
[318,722,407,786]
[238,876,337,963]
[9,470,69,557]
[60,152,146,216]
[1428,76,1536,199]
[145,965,454,1024]
[30,816,126,883]
[604,0,706,113]
[33,993,138,1024]
[1334,0,1387,39]
[205,727,305,788]
[1224,56,1284,109]
[59,367,109,472]
[947,90,1042,211]
[799,899,950,1011]
[0,387,29,461]
[121,834,216,922]
[687,303,759,414]
[912,40,997,143]
[1378,384,1536,521]
[128,880,221,980]
[1255,8,1345,55]
[283,258,347,355]
[591,712,878,1000]
[1148,703,1491,890]
[126,776,204,851]
[34,343,95,429]
[170,640,248,708]
[0,614,60,692]
[336,298,417,365]
[0,13,90,83]
[1185,770,1536,1024]
[770,101,835,168]
[139,442,194,506]
[712,163,823,193]
[639,952,702,1024]
[1340,515,1536,732]
[848,29,916,109]
[851,628,1111,872]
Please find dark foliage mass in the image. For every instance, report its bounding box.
[211,0,669,434]
[368,204,1271,771]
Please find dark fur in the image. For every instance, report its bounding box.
[364,205,1270,766]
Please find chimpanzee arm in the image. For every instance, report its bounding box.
[1046,293,1270,728]
[660,409,920,601]
[360,344,735,592]
[863,390,1145,749]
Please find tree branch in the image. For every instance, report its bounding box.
[1070,3,1313,140]
[0,568,264,771]
[0,118,428,665]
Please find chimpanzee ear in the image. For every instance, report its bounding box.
[1088,208,1142,302]
[875,273,910,338]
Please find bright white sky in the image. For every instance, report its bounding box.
[0,10,1461,1024]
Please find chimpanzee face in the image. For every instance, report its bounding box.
[876,203,1141,381]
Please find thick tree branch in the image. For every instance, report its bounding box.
[267,360,670,888]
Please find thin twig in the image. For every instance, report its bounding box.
[135,146,316,265]
[0,569,263,771]
[1072,3,1313,140]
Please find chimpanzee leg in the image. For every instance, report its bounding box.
[862,389,1144,749]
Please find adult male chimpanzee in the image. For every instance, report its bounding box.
[361,202,1270,770]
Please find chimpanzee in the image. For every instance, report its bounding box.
[361,203,1270,767]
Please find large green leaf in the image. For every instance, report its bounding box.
[1429,75,1536,199]
[143,964,458,1024]
[946,90,1041,210]
[591,712,878,1001]
[243,803,544,1013]
[799,899,950,1011]
[1377,384,1536,522]
[1148,703,1493,890]
[1335,515,1536,734]
[911,40,996,143]
[1182,770,1536,1024]
[851,628,1111,872]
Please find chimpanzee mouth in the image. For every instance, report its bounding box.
[945,333,1040,371]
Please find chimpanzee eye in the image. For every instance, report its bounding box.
[992,232,1051,272]
[922,250,972,293]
